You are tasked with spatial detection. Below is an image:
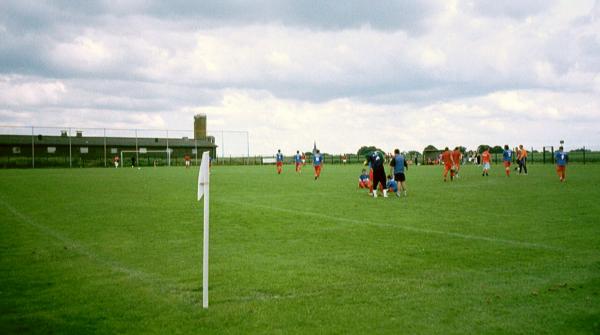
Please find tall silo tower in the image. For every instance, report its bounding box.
[194,114,207,140]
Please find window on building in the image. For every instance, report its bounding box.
[12,147,21,154]
[47,147,56,154]
[111,148,118,154]
[192,149,197,154]
[80,147,88,154]
[139,148,147,154]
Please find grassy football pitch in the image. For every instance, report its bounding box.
[1,163,599,334]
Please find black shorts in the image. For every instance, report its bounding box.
[372,167,386,189]
[394,172,406,182]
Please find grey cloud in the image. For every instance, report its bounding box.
[2,0,442,32]
[469,0,554,19]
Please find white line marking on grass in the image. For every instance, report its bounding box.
[218,199,564,252]
[0,196,203,307]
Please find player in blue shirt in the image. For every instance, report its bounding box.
[389,148,408,197]
[294,150,302,174]
[386,175,398,194]
[276,149,284,174]
[502,145,512,177]
[555,146,568,182]
[313,150,323,180]
[358,169,371,189]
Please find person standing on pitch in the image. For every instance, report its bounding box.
[113,155,119,168]
[517,145,528,175]
[276,149,284,174]
[502,145,512,177]
[366,150,386,197]
[452,147,462,178]
[481,148,491,176]
[441,147,454,181]
[294,150,302,174]
[313,150,323,180]
[390,148,408,196]
[184,153,191,168]
[555,146,568,182]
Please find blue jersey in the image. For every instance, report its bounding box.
[392,154,406,174]
[276,153,283,162]
[313,154,322,166]
[386,179,398,192]
[294,154,302,163]
[359,174,369,181]
[555,151,568,166]
[503,149,512,162]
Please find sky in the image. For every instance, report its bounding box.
[1,0,599,156]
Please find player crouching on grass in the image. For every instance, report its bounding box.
[390,148,408,196]
[386,175,398,197]
[358,169,371,189]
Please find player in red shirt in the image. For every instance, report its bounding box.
[481,149,491,176]
[441,147,454,182]
[452,147,462,178]
[184,154,191,168]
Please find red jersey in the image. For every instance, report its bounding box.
[452,150,461,165]
[441,151,452,166]
[482,151,490,164]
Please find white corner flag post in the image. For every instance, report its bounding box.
[197,151,210,309]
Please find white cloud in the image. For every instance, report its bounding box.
[1,0,599,155]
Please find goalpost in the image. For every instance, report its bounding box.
[120,149,171,167]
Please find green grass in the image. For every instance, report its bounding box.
[1,163,599,334]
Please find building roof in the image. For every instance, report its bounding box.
[0,135,217,148]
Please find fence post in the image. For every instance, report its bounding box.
[541,147,546,164]
[551,146,554,164]
[531,147,534,164]
[103,128,107,167]
[69,128,72,168]
[31,126,35,168]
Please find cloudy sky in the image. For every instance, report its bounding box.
[1,0,599,155]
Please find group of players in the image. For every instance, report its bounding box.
[439,145,569,182]
[276,149,323,180]
[274,143,570,198]
[359,149,408,198]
